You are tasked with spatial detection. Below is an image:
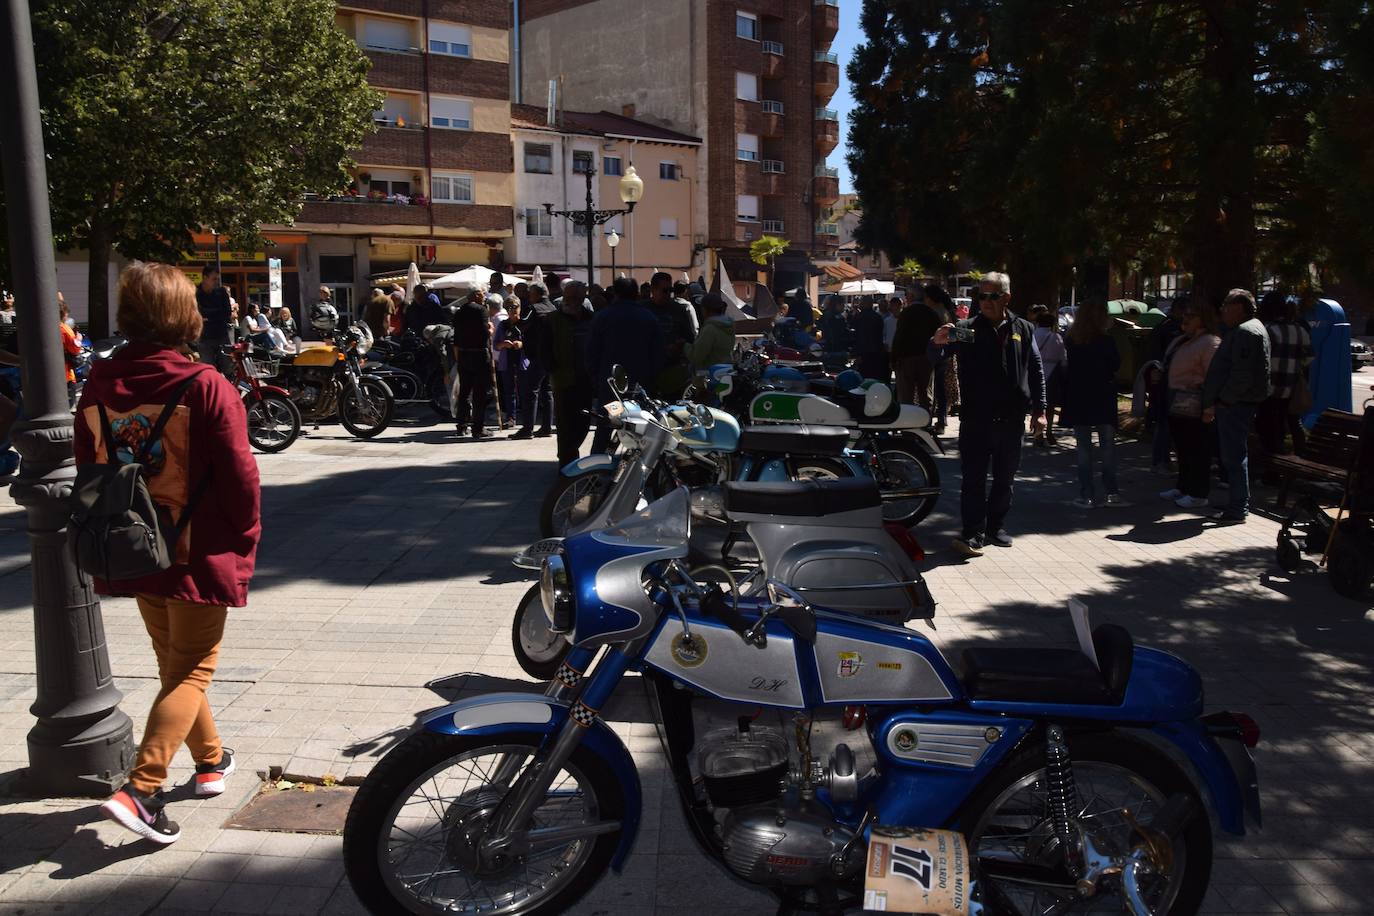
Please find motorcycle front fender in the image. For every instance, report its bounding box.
[559,453,617,477]
[249,383,292,399]
[421,692,642,871]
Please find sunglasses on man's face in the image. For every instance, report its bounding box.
[977,292,1002,302]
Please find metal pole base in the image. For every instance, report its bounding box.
[18,711,135,797]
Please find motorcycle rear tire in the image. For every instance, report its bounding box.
[512,583,571,679]
[427,371,451,419]
[244,391,302,453]
[876,443,940,527]
[343,730,624,916]
[340,377,395,439]
[957,731,1212,916]
[540,469,616,539]
[791,456,854,481]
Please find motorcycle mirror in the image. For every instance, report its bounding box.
[611,364,629,393]
[778,604,817,644]
[694,403,715,429]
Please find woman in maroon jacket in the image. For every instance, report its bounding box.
[78,263,261,844]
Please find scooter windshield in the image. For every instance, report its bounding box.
[595,487,690,551]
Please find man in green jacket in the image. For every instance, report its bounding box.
[1202,288,1272,523]
[690,293,735,371]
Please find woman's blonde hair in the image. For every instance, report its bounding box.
[116,262,203,347]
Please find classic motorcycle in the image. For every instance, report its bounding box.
[343,488,1261,916]
[364,330,449,418]
[222,341,302,453]
[271,324,395,439]
[513,474,934,678]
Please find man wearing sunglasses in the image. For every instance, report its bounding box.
[932,272,1047,556]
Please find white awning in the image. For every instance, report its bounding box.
[835,279,895,296]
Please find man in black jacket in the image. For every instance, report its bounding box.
[891,287,946,410]
[194,265,233,368]
[451,289,494,438]
[931,272,1046,556]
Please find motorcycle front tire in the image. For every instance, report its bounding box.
[539,468,616,539]
[427,371,451,418]
[340,377,395,439]
[244,391,302,453]
[343,730,624,916]
[876,442,941,526]
[512,583,571,679]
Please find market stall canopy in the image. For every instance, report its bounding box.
[821,260,865,283]
[430,265,503,291]
[836,279,895,297]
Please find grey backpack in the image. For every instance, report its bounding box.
[68,372,212,581]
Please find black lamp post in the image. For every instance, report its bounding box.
[0,0,135,795]
[544,164,644,285]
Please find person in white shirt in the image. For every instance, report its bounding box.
[1030,304,1067,446]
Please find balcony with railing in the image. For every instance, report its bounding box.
[813,165,839,206]
[816,115,839,155]
[762,219,786,235]
[762,40,784,79]
[814,51,839,101]
[815,221,840,245]
[761,102,785,138]
[813,0,839,45]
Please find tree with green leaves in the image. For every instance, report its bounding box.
[749,234,789,293]
[847,0,1374,308]
[8,0,381,336]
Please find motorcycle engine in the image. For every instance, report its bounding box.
[698,723,864,887]
[294,382,322,409]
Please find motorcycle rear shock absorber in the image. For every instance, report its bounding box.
[1044,724,1083,878]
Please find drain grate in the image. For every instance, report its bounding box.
[225,785,358,834]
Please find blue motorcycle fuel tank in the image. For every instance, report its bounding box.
[665,406,740,452]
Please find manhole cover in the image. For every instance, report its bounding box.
[225,786,357,833]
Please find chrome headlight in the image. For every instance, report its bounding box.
[539,551,574,633]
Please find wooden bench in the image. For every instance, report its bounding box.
[1273,409,1374,510]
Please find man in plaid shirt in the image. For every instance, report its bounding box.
[1257,291,1313,459]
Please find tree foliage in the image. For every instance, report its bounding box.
[749,234,789,267]
[5,0,382,334]
[846,0,1374,307]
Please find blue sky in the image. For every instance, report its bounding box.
[832,0,862,193]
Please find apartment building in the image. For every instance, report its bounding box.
[515,0,842,296]
[279,0,515,320]
[506,105,701,285]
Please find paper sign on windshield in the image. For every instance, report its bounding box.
[863,827,970,914]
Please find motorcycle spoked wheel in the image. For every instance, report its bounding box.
[512,583,569,680]
[957,732,1212,916]
[790,456,854,481]
[244,391,302,453]
[343,730,625,916]
[428,371,452,419]
[540,469,616,539]
[340,377,395,439]
[875,444,940,527]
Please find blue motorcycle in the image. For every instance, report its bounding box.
[343,486,1260,916]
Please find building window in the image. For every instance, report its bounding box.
[428,22,471,57]
[659,162,679,181]
[603,156,623,176]
[362,17,417,52]
[430,96,472,130]
[370,178,411,197]
[737,133,759,161]
[524,143,553,174]
[373,93,417,127]
[524,208,553,237]
[737,194,759,221]
[431,173,473,203]
[572,150,594,174]
[736,11,757,40]
[659,217,679,240]
[736,72,758,101]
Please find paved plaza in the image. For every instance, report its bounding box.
[1,380,1372,914]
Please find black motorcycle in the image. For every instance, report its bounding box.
[363,330,450,418]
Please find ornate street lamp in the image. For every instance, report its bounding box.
[607,228,620,280]
[1,0,135,795]
[545,165,644,285]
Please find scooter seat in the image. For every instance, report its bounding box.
[961,625,1133,706]
[724,477,881,517]
[739,424,850,456]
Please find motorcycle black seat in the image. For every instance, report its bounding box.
[961,625,1134,706]
[738,424,850,456]
[724,477,881,517]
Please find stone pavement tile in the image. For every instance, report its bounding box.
[1216,884,1286,912]
[155,877,230,912]
[99,875,178,915]
[264,884,333,915]
[322,880,369,916]
[210,879,287,914]
[181,852,250,884]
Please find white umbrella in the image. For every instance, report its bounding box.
[405,262,421,301]
[710,258,752,321]
[531,265,545,287]
[429,264,501,291]
[836,279,895,297]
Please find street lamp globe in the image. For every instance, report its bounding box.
[607,229,620,249]
[619,166,644,209]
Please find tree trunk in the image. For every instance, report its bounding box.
[1187,0,1257,307]
[85,218,112,339]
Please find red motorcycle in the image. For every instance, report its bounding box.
[222,341,302,453]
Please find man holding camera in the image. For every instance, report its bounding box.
[931,272,1046,556]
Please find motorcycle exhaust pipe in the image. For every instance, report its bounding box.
[879,486,942,500]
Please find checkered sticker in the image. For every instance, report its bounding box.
[554,662,582,688]
[569,701,597,728]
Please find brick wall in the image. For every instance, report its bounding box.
[432,203,513,232]
[299,200,430,226]
[359,128,427,167]
[366,49,423,91]
[428,56,508,100]
[430,131,513,172]
[343,0,508,28]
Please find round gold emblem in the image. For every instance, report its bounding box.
[669,632,708,668]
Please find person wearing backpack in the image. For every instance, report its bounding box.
[73,262,260,845]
